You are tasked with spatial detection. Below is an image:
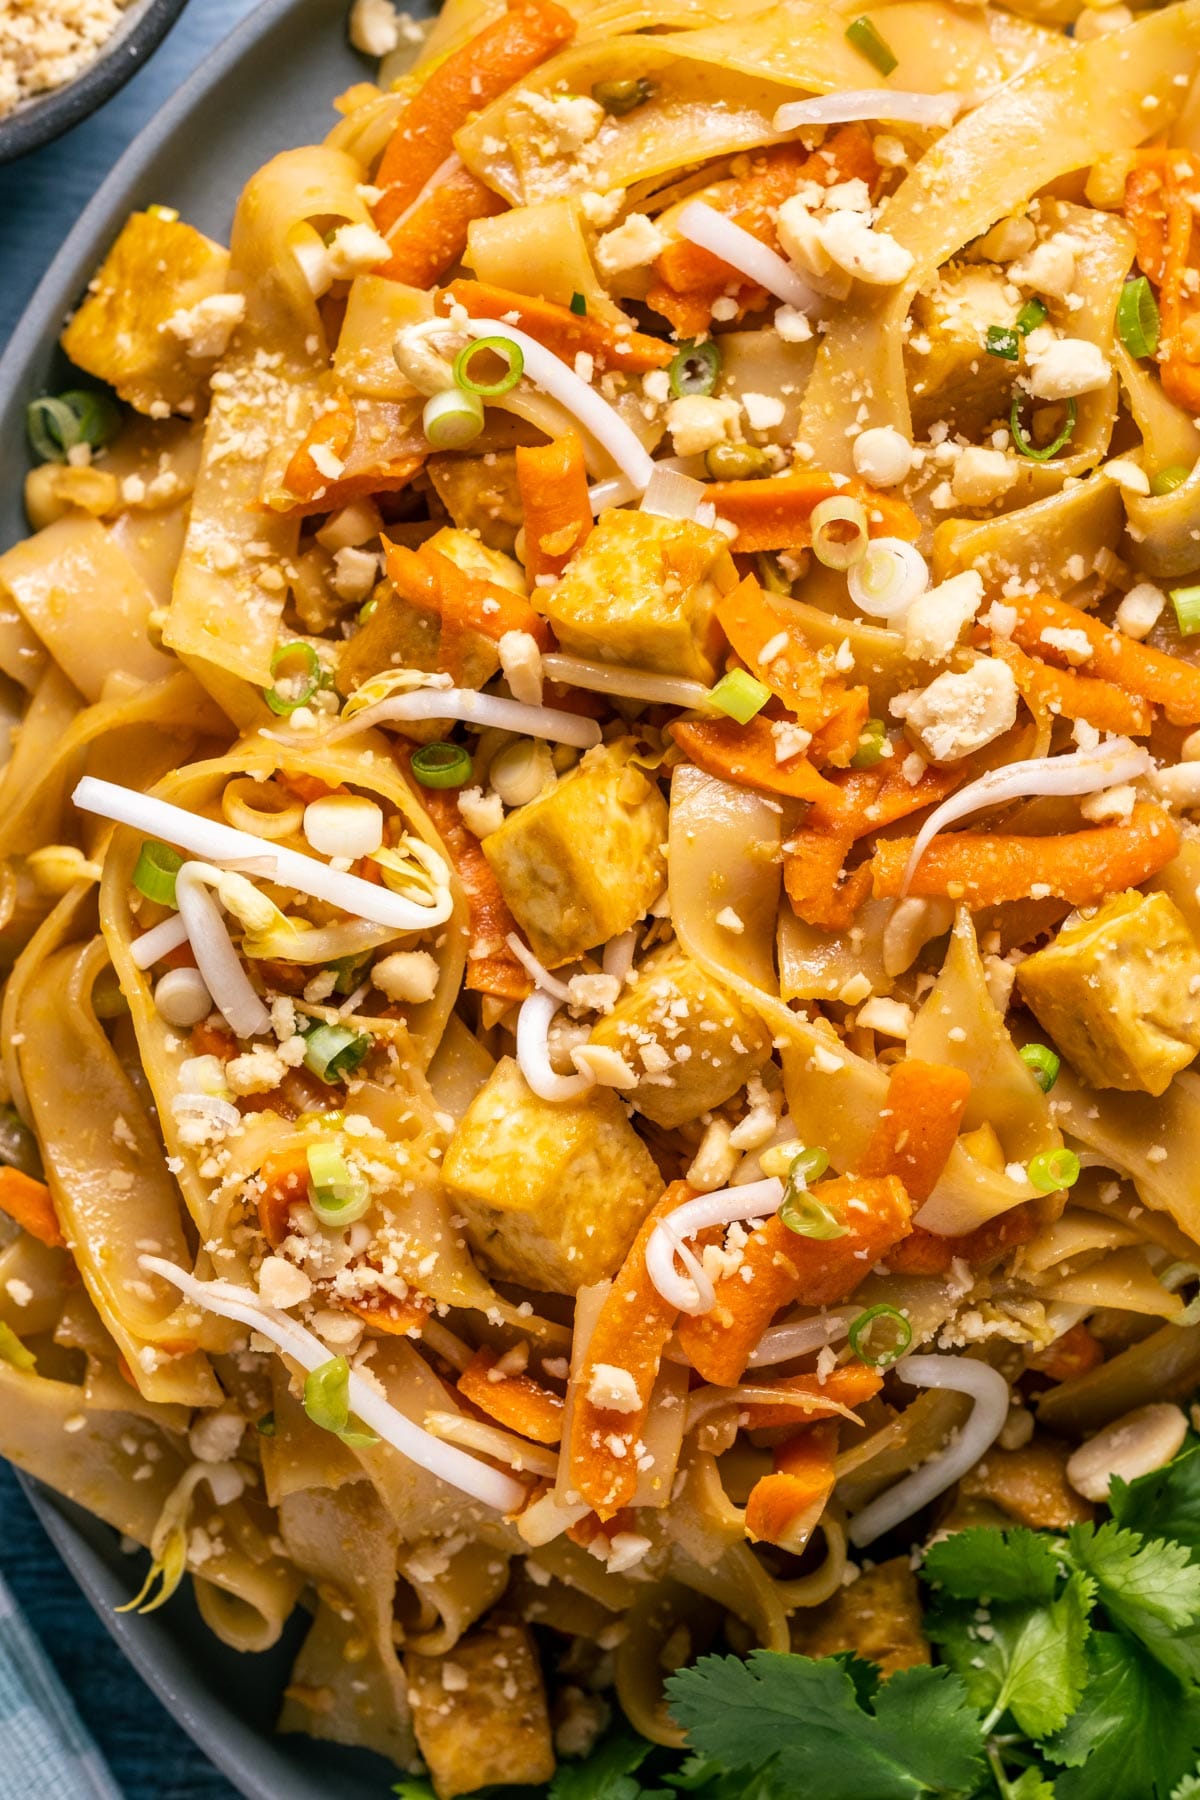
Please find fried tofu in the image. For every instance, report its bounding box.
[791,1556,931,1674]
[61,211,232,417]
[958,1439,1094,1530]
[427,451,524,554]
[441,1056,663,1293]
[1016,889,1200,1096]
[405,1622,555,1799]
[907,264,1019,438]
[539,507,737,683]
[483,740,668,967]
[588,943,771,1129]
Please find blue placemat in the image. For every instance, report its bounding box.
[0,10,262,1792]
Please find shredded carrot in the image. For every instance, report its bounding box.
[859,1060,972,1206]
[566,1507,636,1552]
[1030,1320,1105,1383]
[415,774,533,1000]
[282,392,357,502]
[1007,590,1200,726]
[783,831,870,931]
[256,1147,312,1248]
[278,773,341,804]
[0,1166,63,1250]
[871,801,1181,909]
[888,1202,1040,1277]
[385,540,552,654]
[191,1020,238,1061]
[671,714,843,805]
[648,126,878,336]
[677,1175,912,1388]
[988,635,1152,738]
[568,1182,695,1518]
[442,279,673,376]
[1124,150,1200,413]
[380,168,508,288]
[732,1364,884,1432]
[706,472,921,554]
[810,756,967,837]
[744,1418,839,1552]
[373,0,576,234]
[515,433,593,582]
[458,1346,565,1445]
[347,1293,431,1337]
[714,575,868,737]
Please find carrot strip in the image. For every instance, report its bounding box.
[282,392,357,502]
[458,1346,565,1445]
[1123,151,1200,412]
[714,574,865,734]
[1007,590,1200,726]
[443,279,673,376]
[670,715,842,806]
[1029,1320,1105,1382]
[744,1418,839,1552]
[677,1175,912,1388]
[731,1364,884,1431]
[859,1061,972,1206]
[373,0,576,234]
[415,773,533,1000]
[379,167,507,288]
[707,473,921,554]
[568,1182,694,1518]
[0,1166,63,1250]
[256,1148,312,1248]
[515,433,593,582]
[347,1293,430,1337]
[871,801,1181,909]
[988,636,1152,738]
[810,757,967,837]
[783,833,871,931]
[888,1202,1041,1277]
[385,540,552,653]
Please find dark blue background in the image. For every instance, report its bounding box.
[1,2,256,1791]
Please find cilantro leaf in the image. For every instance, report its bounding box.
[666,1651,986,1798]
[1066,1522,1200,1635]
[922,1528,1061,1604]
[550,1732,654,1799]
[1109,1441,1200,1553]
[392,1784,436,1799]
[1173,1778,1200,1800]
[926,1571,1092,1740]
[1045,1633,1200,1800]
[1006,1773,1057,1800]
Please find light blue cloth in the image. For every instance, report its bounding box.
[0,1571,123,1800]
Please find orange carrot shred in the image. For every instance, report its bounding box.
[859,1060,972,1206]
[0,1166,63,1250]
[458,1346,565,1445]
[706,472,921,554]
[1007,590,1200,726]
[515,433,593,582]
[714,575,864,733]
[744,1418,839,1552]
[379,168,507,288]
[282,391,357,502]
[988,635,1152,738]
[1029,1320,1105,1383]
[888,1203,1041,1277]
[731,1364,884,1432]
[671,714,842,806]
[256,1148,312,1248]
[442,279,673,375]
[415,773,533,1001]
[347,1293,430,1338]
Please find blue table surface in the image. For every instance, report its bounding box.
[1,12,262,1794]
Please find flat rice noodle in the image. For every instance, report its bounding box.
[1124,457,1200,580]
[466,196,623,319]
[1036,1319,1200,1435]
[0,665,82,860]
[1050,1063,1200,1244]
[1113,338,1200,476]
[278,1599,415,1765]
[932,472,1124,595]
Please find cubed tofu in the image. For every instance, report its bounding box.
[61,211,232,417]
[1016,889,1200,1096]
[540,507,737,684]
[483,740,668,967]
[588,942,771,1128]
[958,1440,1094,1530]
[427,451,524,555]
[441,1056,663,1293]
[907,264,1020,438]
[405,1622,555,1799]
[791,1556,930,1674]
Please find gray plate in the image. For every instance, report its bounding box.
[0,2,417,1794]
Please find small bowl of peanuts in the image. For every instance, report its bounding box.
[0,0,192,163]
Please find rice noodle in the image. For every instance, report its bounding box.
[505,931,572,1001]
[602,928,638,986]
[330,687,603,750]
[424,1409,560,1479]
[675,202,818,312]
[73,777,452,933]
[462,318,656,492]
[685,1380,863,1433]
[845,1354,1010,1546]
[641,466,708,522]
[141,1257,525,1512]
[773,90,963,132]
[541,653,714,713]
[175,863,272,1040]
[900,739,1153,894]
[645,1178,784,1315]
[749,1312,852,1367]
[516,989,594,1101]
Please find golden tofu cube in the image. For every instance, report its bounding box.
[907,264,1019,438]
[61,211,232,417]
[405,1622,555,1799]
[589,943,771,1129]
[483,740,668,967]
[1016,889,1200,1096]
[427,451,524,555]
[791,1557,930,1675]
[442,1056,663,1293]
[540,507,736,683]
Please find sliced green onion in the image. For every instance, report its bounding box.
[756,552,792,595]
[780,1185,846,1241]
[705,443,771,481]
[810,495,870,569]
[338,1422,380,1447]
[851,719,888,769]
[303,1022,370,1084]
[592,76,654,115]
[1161,1262,1200,1327]
[423,387,484,450]
[985,325,1020,362]
[570,292,588,316]
[304,1355,352,1434]
[0,1321,35,1371]
[454,337,524,398]
[849,1303,912,1369]
[256,1411,277,1436]
[1151,464,1191,496]
[1010,394,1077,463]
[411,742,473,788]
[845,15,897,75]
[1027,1147,1081,1193]
[27,397,82,463]
[1172,585,1200,636]
[358,596,378,624]
[789,1145,830,1186]
[1019,1043,1061,1093]
[306,1141,372,1227]
[330,950,373,996]
[1116,275,1161,360]
[133,841,183,908]
[1015,297,1048,335]
[60,389,121,449]
[265,641,321,716]
[709,668,772,723]
[668,339,721,399]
